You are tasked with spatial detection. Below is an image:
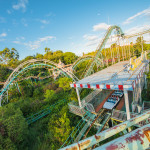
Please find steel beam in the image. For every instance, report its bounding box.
[94,124,150,150]
[59,110,150,150]
[145,74,147,89]
[124,90,131,120]
[138,79,142,103]
[76,87,82,108]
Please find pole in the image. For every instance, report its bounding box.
[76,87,82,108]
[7,90,8,103]
[145,74,147,89]
[124,90,131,120]
[138,79,142,103]
[141,36,143,53]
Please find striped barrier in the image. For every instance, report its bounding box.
[71,63,148,91]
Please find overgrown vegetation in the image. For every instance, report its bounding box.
[0,36,149,149]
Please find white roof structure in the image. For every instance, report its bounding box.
[71,60,149,91]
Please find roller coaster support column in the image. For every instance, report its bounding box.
[138,78,142,103]
[145,74,147,89]
[7,90,8,103]
[124,90,131,120]
[76,87,82,108]
[0,95,1,107]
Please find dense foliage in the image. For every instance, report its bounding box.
[0,37,150,149]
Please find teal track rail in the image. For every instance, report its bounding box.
[0,63,75,101]
[26,99,67,124]
[84,25,124,77]
[96,112,111,133]
[60,111,96,148]
[72,57,93,70]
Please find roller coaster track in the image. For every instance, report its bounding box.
[15,75,52,82]
[82,109,107,139]
[84,25,124,78]
[26,99,67,124]
[60,111,96,148]
[72,55,103,70]
[0,59,78,106]
[14,71,53,82]
[60,109,112,149]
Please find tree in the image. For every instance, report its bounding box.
[63,52,78,64]
[0,48,19,67]
[57,77,72,91]
[0,104,28,149]
[52,50,64,63]
[22,56,35,62]
[0,65,11,82]
[134,36,147,57]
[44,89,57,103]
[45,47,51,53]
[48,106,72,146]
[36,53,43,59]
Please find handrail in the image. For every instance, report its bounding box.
[60,109,150,150]
[81,90,102,105]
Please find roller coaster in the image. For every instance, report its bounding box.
[61,25,150,149]
[0,59,79,106]
[0,25,150,149]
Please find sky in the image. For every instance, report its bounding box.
[0,0,150,59]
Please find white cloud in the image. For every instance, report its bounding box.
[125,25,150,35]
[83,34,102,47]
[124,25,150,44]
[12,0,28,12]
[0,33,7,37]
[20,36,25,40]
[7,10,12,14]
[24,36,56,50]
[123,8,150,24]
[40,20,49,24]
[93,23,110,31]
[13,41,21,44]
[83,34,98,41]
[85,40,99,47]
[13,37,25,44]
[36,19,50,24]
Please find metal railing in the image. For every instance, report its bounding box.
[68,90,102,116]
[81,90,102,106]
[60,109,150,150]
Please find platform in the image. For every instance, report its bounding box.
[71,60,149,91]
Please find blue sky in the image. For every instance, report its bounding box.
[0,0,150,59]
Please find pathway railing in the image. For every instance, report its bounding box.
[60,109,150,150]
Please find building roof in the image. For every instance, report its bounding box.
[70,60,149,91]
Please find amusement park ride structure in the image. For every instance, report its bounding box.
[0,25,150,149]
[60,26,150,150]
